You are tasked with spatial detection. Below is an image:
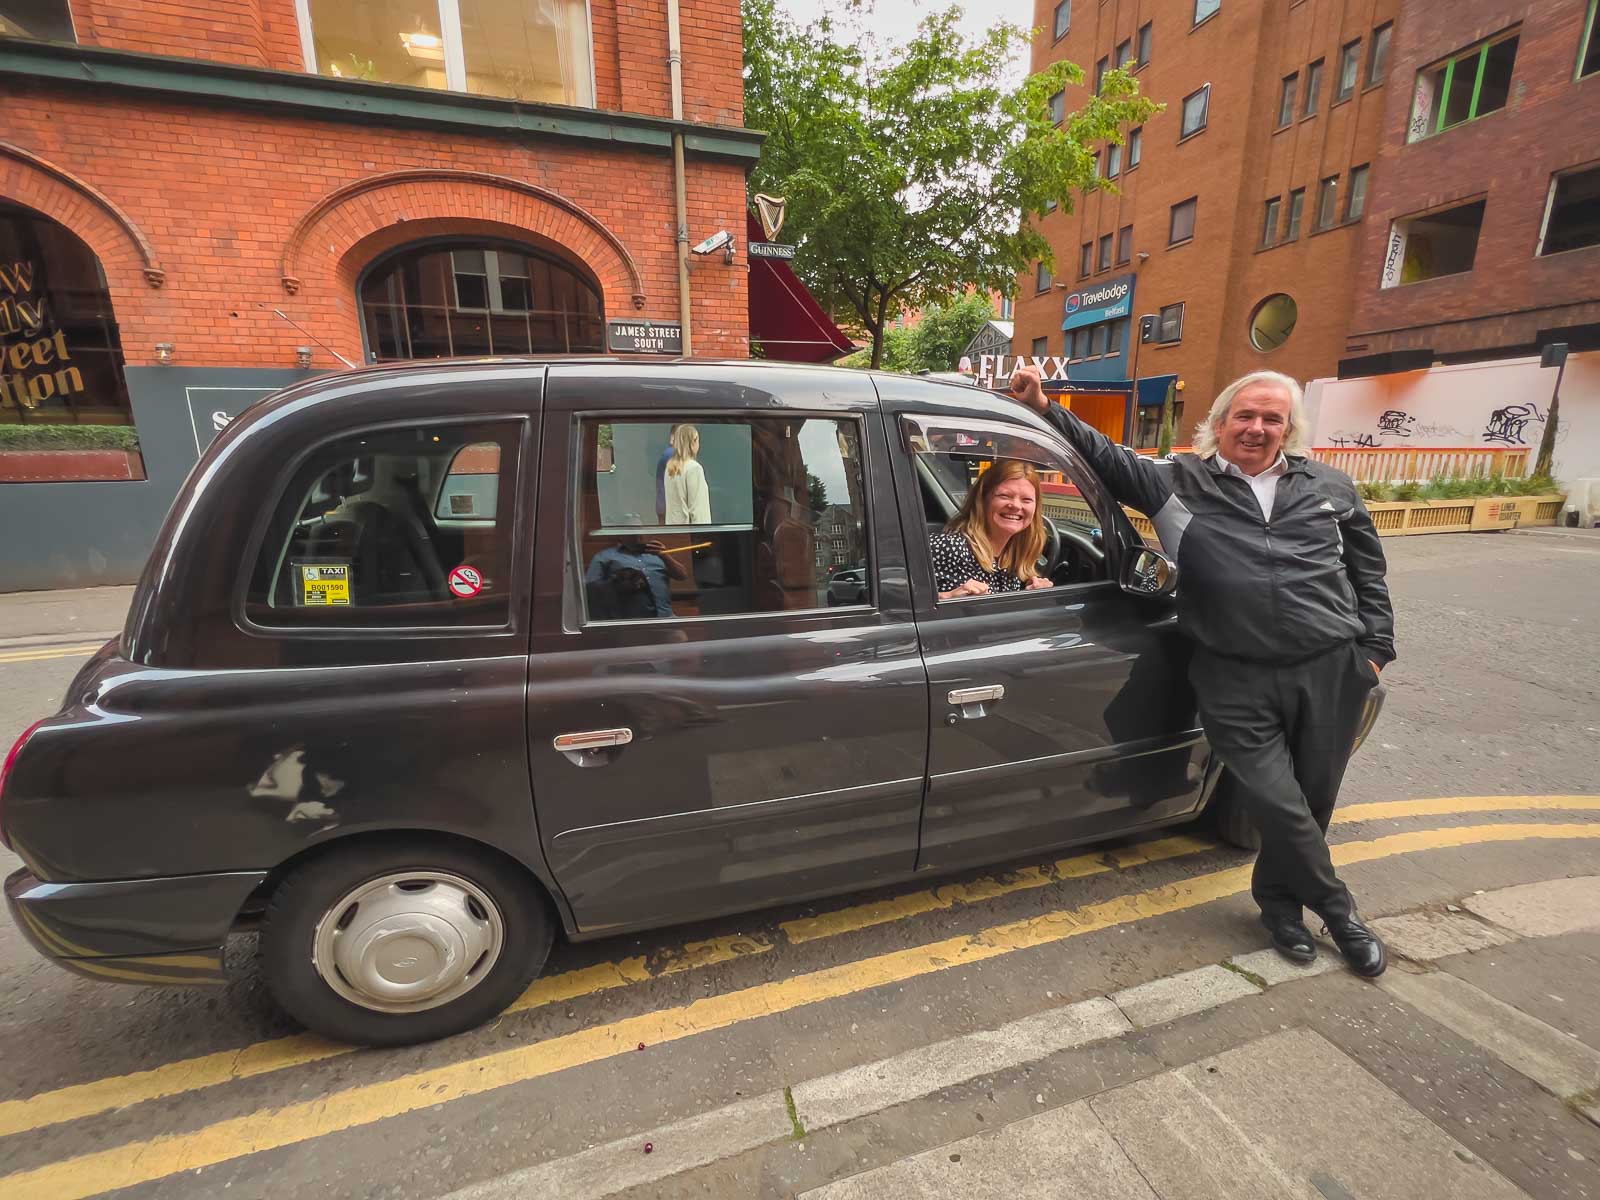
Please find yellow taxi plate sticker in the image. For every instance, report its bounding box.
[296,563,351,607]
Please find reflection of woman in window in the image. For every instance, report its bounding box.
[931,460,1053,599]
[664,424,712,524]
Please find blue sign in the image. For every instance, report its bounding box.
[1061,273,1135,332]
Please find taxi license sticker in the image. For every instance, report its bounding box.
[295,561,352,607]
[448,564,484,598]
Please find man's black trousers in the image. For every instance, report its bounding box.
[1190,640,1379,924]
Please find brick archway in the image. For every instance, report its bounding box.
[280,169,647,312]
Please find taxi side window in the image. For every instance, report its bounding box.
[574,415,869,622]
[244,422,520,628]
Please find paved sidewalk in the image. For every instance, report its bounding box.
[0,585,130,650]
[444,876,1600,1200]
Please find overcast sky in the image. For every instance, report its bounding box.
[775,0,1035,86]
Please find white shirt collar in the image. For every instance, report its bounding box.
[1215,451,1288,481]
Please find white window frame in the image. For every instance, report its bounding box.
[295,0,598,106]
[1180,84,1211,138]
[1535,162,1600,256]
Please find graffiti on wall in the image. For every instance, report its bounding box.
[1483,403,1545,445]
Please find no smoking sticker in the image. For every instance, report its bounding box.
[448,565,484,598]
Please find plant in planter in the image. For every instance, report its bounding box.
[0,423,145,482]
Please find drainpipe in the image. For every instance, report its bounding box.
[667,0,693,354]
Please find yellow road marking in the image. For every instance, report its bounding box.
[3,795,1596,1141]
[0,644,103,665]
[5,821,1598,1200]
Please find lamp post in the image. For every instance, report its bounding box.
[1128,314,1157,447]
[1535,342,1567,480]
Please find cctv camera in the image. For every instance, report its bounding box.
[692,230,733,255]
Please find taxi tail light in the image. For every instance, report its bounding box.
[0,719,44,849]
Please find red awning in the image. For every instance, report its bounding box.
[746,213,855,362]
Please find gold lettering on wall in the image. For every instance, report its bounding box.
[0,260,88,411]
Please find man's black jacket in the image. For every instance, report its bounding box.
[1042,406,1396,667]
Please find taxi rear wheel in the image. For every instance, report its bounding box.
[260,838,553,1046]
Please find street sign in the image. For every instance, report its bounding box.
[606,320,683,355]
[749,242,797,260]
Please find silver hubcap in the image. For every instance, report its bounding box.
[312,871,504,1013]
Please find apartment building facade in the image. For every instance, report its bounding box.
[1015,0,1398,443]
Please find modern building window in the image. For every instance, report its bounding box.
[1538,164,1600,256]
[1036,262,1054,292]
[1070,327,1091,360]
[0,1,75,40]
[1116,39,1133,69]
[360,240,603,359]
[1128,126,1143,168]
[1157,302,1185,343]
[1098,233,1114,271]
[1277,73,1298,128]
[1180,85,1211,137]
[1090,322,1110,357]
[1285,188,1305,240]
[1137,21,1153,67]
[303,0,596,106]
[1095,56,1109,93]
[1032,336,1050,356]
[1106,142,1123,178]
[1049,89,1065,123]
[1304,59,1324,115]
[1315,176,1339,230]
[1346,164,1370,221]
[1337,38,1361,101]
[1194,0,1221,26]
[1380,198,1486,287]
[1409,31,1519,141]
[1053,0,1071,41]
[1080,242,1094,277]
[1581,0,1600,78]
[1261,196,1282,247]
[1367,23,1392,86]
[1169,197,1198,244]
[1249,294,1299,351]
[1116,224,1133,264]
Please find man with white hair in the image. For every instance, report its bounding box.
[1009,366,1396,977]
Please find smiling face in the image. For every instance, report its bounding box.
[984,475,1038,549]
[1216,382,1293,475]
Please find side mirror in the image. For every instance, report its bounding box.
[1121,547,1178,597]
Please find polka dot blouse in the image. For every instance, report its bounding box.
[929,531,1027,595]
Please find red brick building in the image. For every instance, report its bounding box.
[0,0,758,589]
[1342,0,1600,370]
[1017,0,1399,443]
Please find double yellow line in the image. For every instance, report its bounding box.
[2,797,1597,1200]
[0,643,104,666]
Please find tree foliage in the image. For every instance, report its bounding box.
[909,293,1001,372]
[743,0,1158,368]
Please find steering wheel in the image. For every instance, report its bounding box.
[1038,516,1107,583]
[1037,515,1066,579]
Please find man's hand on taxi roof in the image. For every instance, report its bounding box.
[1008,365,1049,414]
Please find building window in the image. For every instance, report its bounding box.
[0,200,140,482]
[1095,56,1109,93]
[1367,23,1392,86]
[1260,196,1281,247]
[1304,59,1323,116]
[1054,0,1071,41]
[1157,302,1185,343]
[1032,336,1050,356]
[1194,0,1221,26]
[1337,38,1361,101]
[1249,294,1299,351]
[1097,233,1114,271]
[1285,188,1305,240]
[1277,74,1297,128]
[1046,197,1059,212]
[1000,295,1015,320]
[1106,142,1123,178]
[1581,0,1600,78]
[1116,39,1133,68]
[1089,322,1110,357]
[1137,22,1153,67]
[1380,198,1487,287]
[1069,327,1090,360]
[303,0,596,107]
[1116,224,1133,264]
[360,240,603,359]
[0,1,75,40]
[1079,242,1094,277]
[1408,31,1519,141]
[1315,176,1339,230]
[1538,164,1600,256]
[1128,126,1143,168]
[1036,262,1053,292]
[1180,85,1210,138]
[1346,164,1370,221]
[1048,89,1065,124]
[1169,197,1198,244]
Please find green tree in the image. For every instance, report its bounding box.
[743,0,1157,368]
[807,471,830,513]
[909,293,1001,373]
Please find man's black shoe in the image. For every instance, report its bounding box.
[1324,915,1387,977]
[1261,915,1317,964]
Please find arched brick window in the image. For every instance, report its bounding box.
[359,239,605,360]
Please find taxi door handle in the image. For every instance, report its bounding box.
[553,727,633,767]
[948,685,1004,719]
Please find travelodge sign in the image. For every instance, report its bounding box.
[1061,273,1135,332]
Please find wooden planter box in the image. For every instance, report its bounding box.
[0,449,146,483]
[1367,494,1566,536]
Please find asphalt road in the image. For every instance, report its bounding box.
[0,528,1597,1199]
